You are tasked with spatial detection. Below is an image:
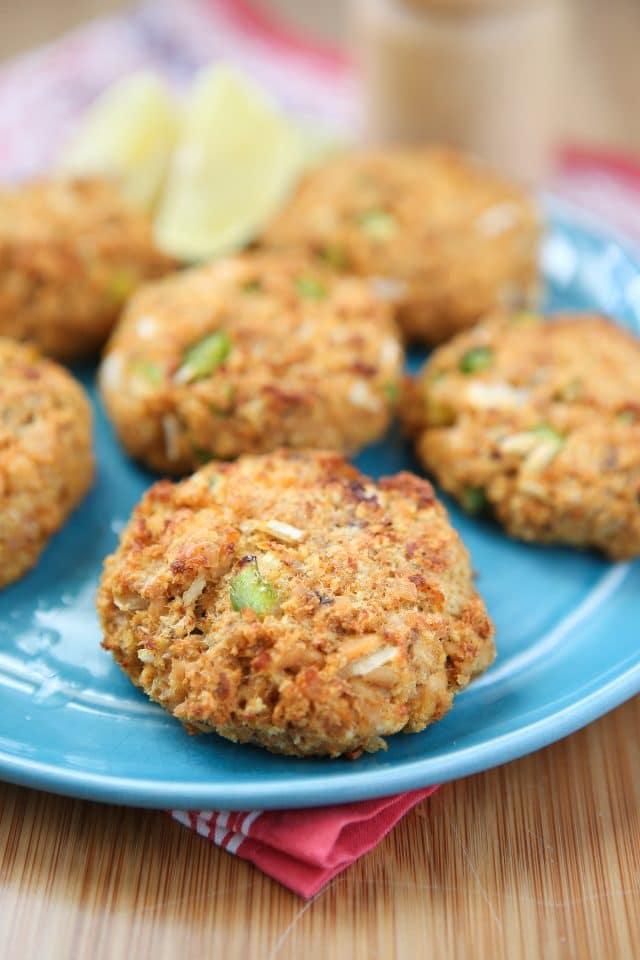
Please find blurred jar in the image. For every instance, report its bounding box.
[350,0,566,182]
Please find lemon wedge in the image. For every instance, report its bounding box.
[58,71,180,211]
[153,65,306,261]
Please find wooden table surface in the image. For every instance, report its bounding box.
[1,2,640,958]
[1,697,638,959]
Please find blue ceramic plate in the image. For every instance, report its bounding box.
[1,197,639,810]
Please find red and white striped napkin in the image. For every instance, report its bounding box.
[1,0,638,900]
[172,787,438,898]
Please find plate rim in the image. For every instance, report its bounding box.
[1,660,638,809]
[1,194,639,809]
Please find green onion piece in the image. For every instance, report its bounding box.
[511,311,540,326]
[459,346,493,375]
[193,446,213,465]
[425,396,455,427]
[383,382,399,404]
[106,268,136,304]
[618,410,636,425]
[295,276,327,300]
[318,245,347,269]
[230,559,279,618]
[132,360,162,386]
[530,423,565,445]
[178,331,231,382]
[556,378,583,402]
[461,487,487,515]
[424,374,454,426]
[357,209,396,239]
[241,279,263,294]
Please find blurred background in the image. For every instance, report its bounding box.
[1,0,639,174]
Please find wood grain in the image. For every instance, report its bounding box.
[0,2,639,957]
[1,696,638,960]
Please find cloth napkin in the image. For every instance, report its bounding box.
[172,787,438,898]
[0,0,638,900]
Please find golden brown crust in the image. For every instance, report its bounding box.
[402,312,640,559]
[261,147,540,343]
[99,251,403,474]
[0,337,94,587]
[97,450,495,757]
[0,178,175,359]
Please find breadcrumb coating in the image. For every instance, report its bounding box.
[99,251,403,474]
[97,450,495,757]
[261,147,540,343]
[403,312,640,560]
[0,178,174,359]
[0,337,93,587]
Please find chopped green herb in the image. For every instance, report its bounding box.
[425,394,455,427]
[357,209,396,240]
[459,346,493,375]
[511,311,540,326]
[131,360,162,386]
[208,473,221,491]
[461,487,488,515]
[230,559,279,618]
[556,378,583,402]
[318,244,347,269]
[295,275,327,300]
[531,423,565,445]
[178,331,231,382]
[106,268,137,304]
[383,382,399,404]
[424,371,453,425]
[193,446,213,465]
[618,410,637,425]
[241,278,263,294]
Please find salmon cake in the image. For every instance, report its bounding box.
[0,337,93,588]
[0,178,174,359]
[403,312,640,560]
[97,450,495,757]
[261,147,540,343]
[99,251,403,474]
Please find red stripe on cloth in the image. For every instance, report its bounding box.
[560,146,640,190]
[208,0,349,74]
[171,787,438,899]
[235,787,438,898]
